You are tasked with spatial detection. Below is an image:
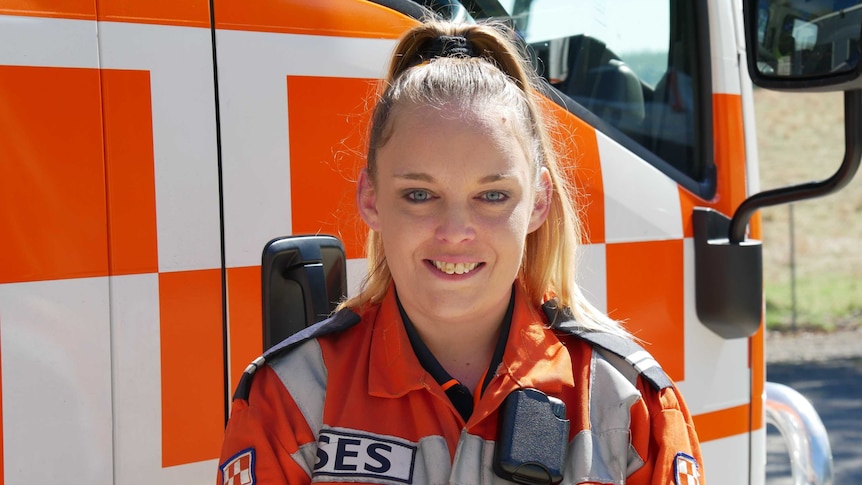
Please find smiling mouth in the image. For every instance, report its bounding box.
[431,260,481,275]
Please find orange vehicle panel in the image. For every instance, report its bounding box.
[544,100,606,244]
[693,403,751,442]
[213,0,418,38]
[677,94,747,239]
[287,75,377,259]
[0,0,210,25]
[159,269,225,467]
[607,239,686,382]
[97,0,210,27]
[711,93,748,220]
[227,265,263,391]
[0,0,95,20]
[102,69,159,276]
[0,66,108,284]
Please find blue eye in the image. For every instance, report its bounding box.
[406,190,433,202]
[482,191,508,202]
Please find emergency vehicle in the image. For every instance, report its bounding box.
[0,0,857,483]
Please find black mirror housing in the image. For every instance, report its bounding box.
[744,0,862,91]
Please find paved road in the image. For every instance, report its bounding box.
[765,357,862,484]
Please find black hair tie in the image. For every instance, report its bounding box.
[420,35,476,61]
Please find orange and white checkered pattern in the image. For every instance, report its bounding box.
[220,449,255,485]
[0,1,765,484]
[674,453,702,485]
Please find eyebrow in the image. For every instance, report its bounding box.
[393,172,517,184]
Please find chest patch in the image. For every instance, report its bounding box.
[220,448,255,485]
[314,429,417,483]
[674,452,701,485]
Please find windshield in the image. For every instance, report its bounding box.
[415,0,709,190]
[484,0,669,86]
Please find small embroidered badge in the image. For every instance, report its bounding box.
[674,452,701,485]
[220,448,255,485]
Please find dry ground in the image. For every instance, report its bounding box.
[753,89,862,329]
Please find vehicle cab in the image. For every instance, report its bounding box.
[1,0,858,483]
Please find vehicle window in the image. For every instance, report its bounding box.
[455,0,710,188]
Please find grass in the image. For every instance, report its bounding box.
[754,89,862,331]
[765,272,862,331]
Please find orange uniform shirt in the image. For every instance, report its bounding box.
[218,285,704,484]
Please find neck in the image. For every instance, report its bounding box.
[400,289,513,392]
[424,323,502,392]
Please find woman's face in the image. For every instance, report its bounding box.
[358,102,551,326]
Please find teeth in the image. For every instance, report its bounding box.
[433,261,479,275]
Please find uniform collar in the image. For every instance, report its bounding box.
[367,284,575,401]
[368,287,428,397]
[497,288,575,391]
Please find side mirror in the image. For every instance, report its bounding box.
[694,1,862,339]
[744,0,862,91]
[261,235,347,350]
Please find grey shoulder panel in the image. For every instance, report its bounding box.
[232,308,362,401]
[542,300,673,391]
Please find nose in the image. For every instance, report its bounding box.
[434,201,476,244]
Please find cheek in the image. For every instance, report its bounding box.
[474,210,531,261]
[376,207,430,258]
[378,205,435,235]
[492,201,534,235]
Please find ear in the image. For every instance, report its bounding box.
[528,167,552,233]
[357,168,381,231]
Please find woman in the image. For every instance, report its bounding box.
[218,19,704,485]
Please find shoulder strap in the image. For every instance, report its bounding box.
[542,301,673,391]
[232,308,362,401]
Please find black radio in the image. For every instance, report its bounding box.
[493,388,570,485]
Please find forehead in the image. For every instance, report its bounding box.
[377,101,534,175]
[392,98,519,131]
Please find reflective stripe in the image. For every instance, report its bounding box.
[242,355,266,375]
[412,435,452,484]
[270,339,328,437]
[565,431,646,484]
[625,350,662,375]
[292,442,317,478]
[450,431,504,484]
[583,351,646,484]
